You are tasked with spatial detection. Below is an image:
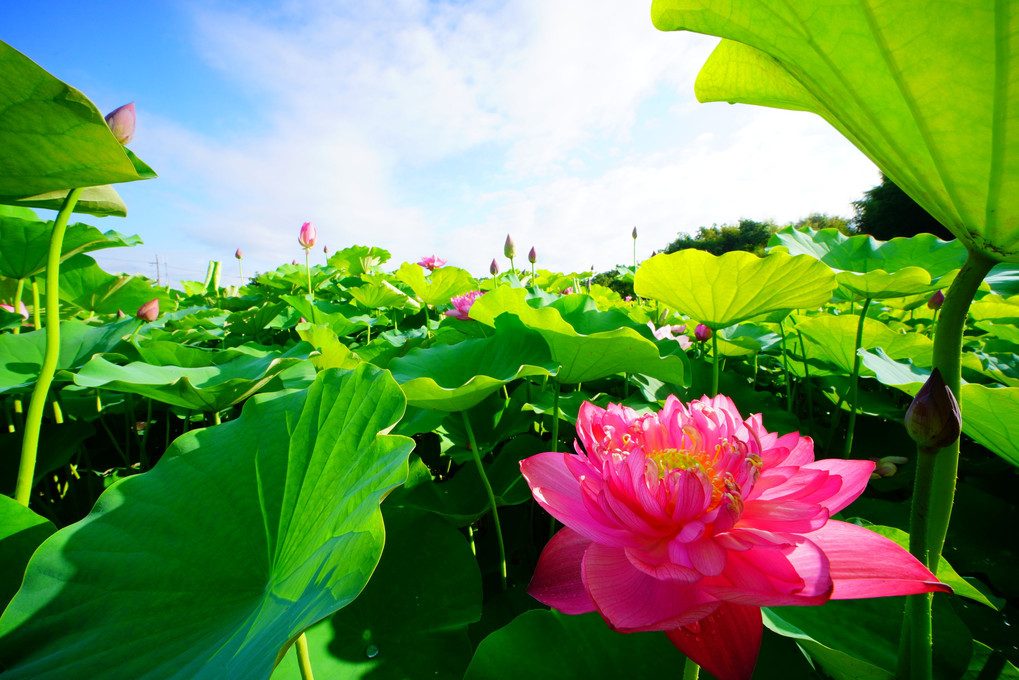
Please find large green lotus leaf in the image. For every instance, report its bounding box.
[296,323,362,371]
[0,214,142,279]
[770,228,968,281]
[469,287,689,385]
[0,317,139,394]
[282,295,368,336]
[765,591,971,680]
[347,277,411,310]
[272,507,481,680]
[388,316,559,411]
[962,350,1019,387]
[10,185,127,218]
[72,343,311,411]
[0,41,154,200]
[0,497,55,613]
[984,264,1019,297]
[856,350,1019,466]
[395,262,476,307]
[327,245,392,275]
[651,2,1019,261]
[0,365,414,679]
[634,249,835,329]
[715,323,781,357]
[464,610,686,679]
[30,253,171,316]
[969,297,1019,324]
[795,313,933,375]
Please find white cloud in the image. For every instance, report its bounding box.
[119,0,878,281]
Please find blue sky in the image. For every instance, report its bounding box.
[6,0,879,286]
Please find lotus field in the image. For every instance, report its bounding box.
[3,2,1019,679]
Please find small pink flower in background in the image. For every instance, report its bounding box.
[489,259,500,276]
[136,299,159,322]
[1,301,28,320]
[235,249,243,260]
[559,286,575,295]
[298,221,317,249]
[292,259,299,265]
[445,290,485,321]
[418,255,447,271]
[694,323,712,342]
[624,296,633,302]
[648,321,693,351]
[104,102,135,145]
[927,290,945,310]
[520,396,948,680]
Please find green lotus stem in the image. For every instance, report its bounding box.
[462,409,507,590]
[778,320,793,412]
[842,298,871,459]
[710,333,720,397]
[12,277,25,335]
[509,256,516,276]
[295,632,315,680]
[15,187,83,506]
[900,249,994,680]
[305,249,313,299]
[796,329,814,427]
[51,398,63,424]
[139,398,153,470]
[683,657,700,680]
[31,278,41,330]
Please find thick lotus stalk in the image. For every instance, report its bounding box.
[104,102,135,145]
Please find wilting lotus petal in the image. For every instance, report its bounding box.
[521,395,949,680]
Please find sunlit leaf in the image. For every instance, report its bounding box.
[0,366,414,680]
[651,1,1019,261]
[635,249,835,329]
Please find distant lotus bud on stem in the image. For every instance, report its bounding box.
[489,258,500,276]
[323,245,329,254]
[298,221,317,249]
[235,248,243,260]
[116,309,126,319]
[504,234,516,259]
[632,226,638,239]
[528,246,537,264]
[136,298,159,322]
[905,368,961,449]
[927,290,945,310]
[104,102,136,145]
[694,323,712,342]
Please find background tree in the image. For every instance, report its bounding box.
[853,173,955,240]
[663,218,778,256]
[792,212,855,235]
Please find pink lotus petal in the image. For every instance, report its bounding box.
[705,538,832,606]
[800,458,875,514]
[582,543,720,632]
[666,602,763,680]
[526,528,596,614]
[807,520,952,599]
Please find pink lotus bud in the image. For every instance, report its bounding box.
[235,248,243,260]
[490,259,500,276]
[559,286,575,295]
[298,221,317,249]
[528,246,537,264]
[323,245,329,254]
[694,324,712,342]
[292,259,299,265]
[104,102,135,145]
[927,290,945,310]
[504,234,516,259]
[116,309,126,319]
[632,226,638,239]
[905,368,961,449]
[136,298,159,322]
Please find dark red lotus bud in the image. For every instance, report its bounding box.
[904,368,961,449]
[694,323,712,342]
[927,290,945,310]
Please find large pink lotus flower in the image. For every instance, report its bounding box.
[445,290,485,321]
[418,255,447,271]
[520,396,949,680]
